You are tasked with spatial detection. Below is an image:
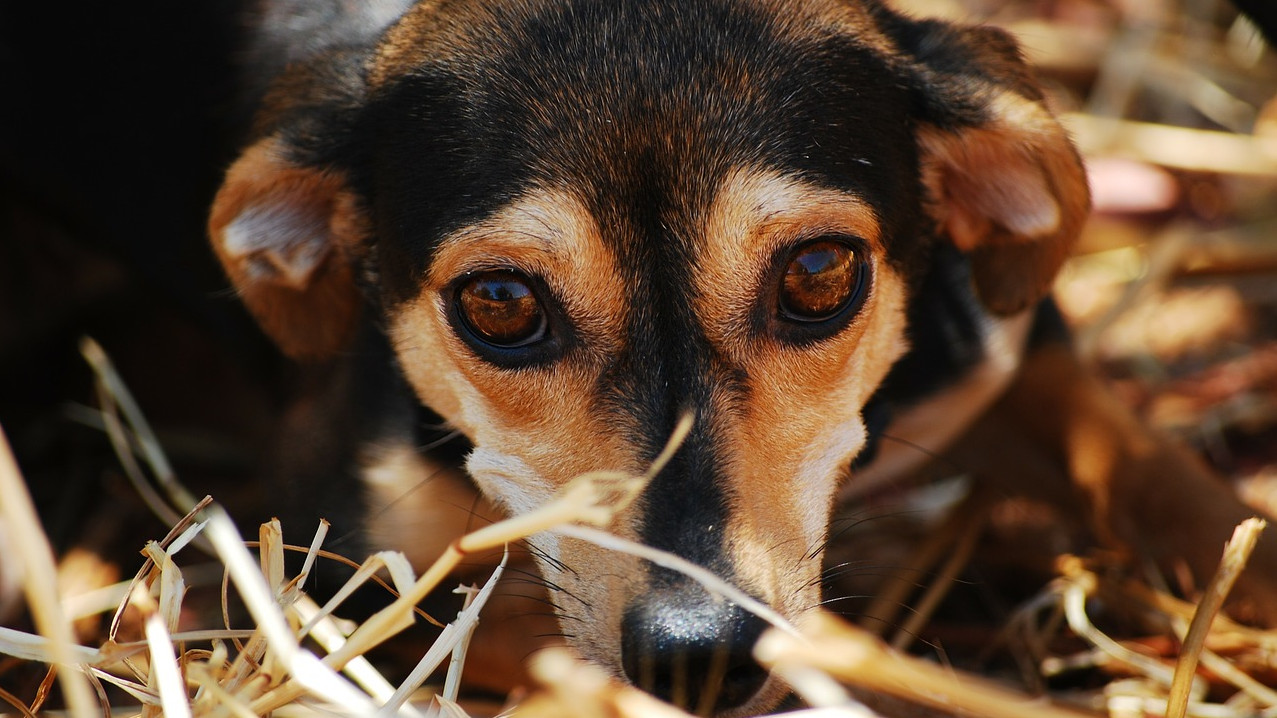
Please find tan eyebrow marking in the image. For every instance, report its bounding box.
[426,191,588,285]
[694,167,882,349]
[704,167,882,263]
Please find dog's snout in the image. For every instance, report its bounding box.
[621,590,770,714]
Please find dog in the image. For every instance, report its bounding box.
[207,0,1277,714]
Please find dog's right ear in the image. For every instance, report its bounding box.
[209,136,367,359]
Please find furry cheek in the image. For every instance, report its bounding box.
[389,292,484,435]
[466,447,558,517]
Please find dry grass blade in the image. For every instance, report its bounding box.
[858,486,989,637]
[146,613,193,718]
[290,651,381,715]
[15,334,1276,718]
[291,595,407,710]
[1064,114,1277,176]
[356,415,692,656]
[775,664,881,716]
[240,415,697,715]
[204,507,301,671]
[756,613,1097,718]
[1020,550,1277,718]
[1055,561,1180,688]
[139,540,189,718]
[0,627,100,664]
[1166,519,1268,718]
[79,337,197,514]
[109,496,213,642]
[30,664,59,714]
[520,648,696,718]
[378,553,508,715]
[186,663,259,718]
[442,586,480,704]
[299,550,433,636]
[0,682,40,718]
[6,343,722,718]
[0,426,99,718]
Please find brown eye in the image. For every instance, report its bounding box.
[779,240,863,322]
[456,271,547,347]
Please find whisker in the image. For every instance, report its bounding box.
[818,564,933,585]
[524,541,575,576]
[501,564,554,581]
[524,610,584,624]
[498,577,561,594]
[462,484,494,535]
[532,632,576,641]
[763,534,806,557]
[806,509,918,560]
[413,428,466,454]
[876,432,970,475]
[523,574,593,609]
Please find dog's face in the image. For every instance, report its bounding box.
[209,0,1087,713]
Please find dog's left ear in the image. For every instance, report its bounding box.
[207,53,371,360]
[208,135,368,359]
[889,15,1090,315]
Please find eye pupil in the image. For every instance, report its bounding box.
[457,271,547,347]
[779,240,860,321]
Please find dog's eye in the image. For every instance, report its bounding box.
[778,240,863,322]
[456,271,548,347]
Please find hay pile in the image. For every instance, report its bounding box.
[1,342,1276,718]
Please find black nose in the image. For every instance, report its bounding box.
[621,590,770,714]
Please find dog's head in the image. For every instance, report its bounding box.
[209,0,1087,713]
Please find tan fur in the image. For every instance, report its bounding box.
[918,92,1090,315]
[392,188,631,468]
[208,136,368,358]
[371,0,505,88]
[717,269,908,616]
[693,169,882,346]
[357,441,568,690]
[693,169,909,621]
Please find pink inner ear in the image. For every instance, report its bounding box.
[920,105,1076,254]
[222,201,333,289]
[949,156,1062,249]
